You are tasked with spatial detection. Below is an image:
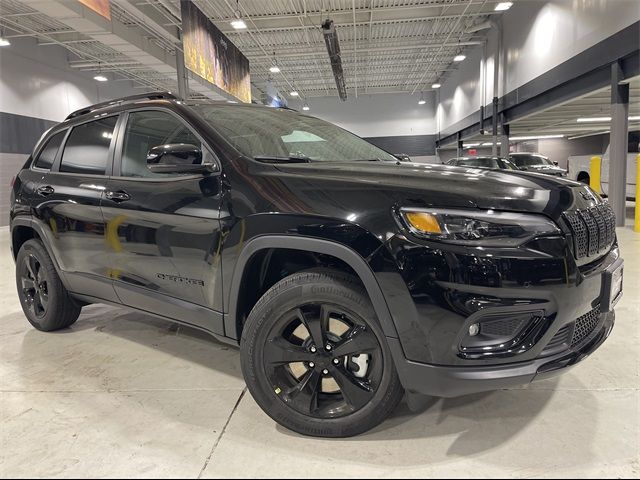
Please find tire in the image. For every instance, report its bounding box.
[15,239,81,332]
[240,269,404,437]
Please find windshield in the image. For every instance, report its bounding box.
[511,154,553,167]
[457,157,500,169]
[193,105,398,163]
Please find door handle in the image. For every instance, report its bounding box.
[105,190,131,202]
[36,185,55,196]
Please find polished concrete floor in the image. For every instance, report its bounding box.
[1,222,638,479]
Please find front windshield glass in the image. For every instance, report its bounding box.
[193,104,398,163]
[511,155,553,167]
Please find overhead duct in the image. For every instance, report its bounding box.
[322,19,347,101]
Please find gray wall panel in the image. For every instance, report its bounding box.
[0,112,56,155]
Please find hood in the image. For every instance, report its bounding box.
[271,161,596,220]
[519,164,566,174]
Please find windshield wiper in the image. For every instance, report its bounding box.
[253,155,311,164]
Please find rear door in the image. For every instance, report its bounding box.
[102,108,224,334]
[35,115,120,302]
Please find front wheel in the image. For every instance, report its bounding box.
[240,269,404,437]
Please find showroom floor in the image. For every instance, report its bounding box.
[1,220,638,479]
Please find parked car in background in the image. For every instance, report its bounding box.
[567,144,637,200]
[509,152,567,176]
[445,156,519,170]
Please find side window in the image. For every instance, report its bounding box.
[60,116,118,175]
[34,130,66,170]
[121,111,204,177]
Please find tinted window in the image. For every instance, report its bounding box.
[34,130,66,170]
[194,105,397,163]
[121,111,203,177]
[60,116,117,175]
[510,155,553,167]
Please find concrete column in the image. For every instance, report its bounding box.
[457,137,463,158]
[176,48,189,100]
[500,123,510,158]
[491,97,499,156]
[609,62,629,227]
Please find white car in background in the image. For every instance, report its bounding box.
[567,145,637,200]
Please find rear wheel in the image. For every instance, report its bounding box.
[15,239,81,331]
[240,269,404,437]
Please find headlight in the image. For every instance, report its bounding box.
[398,208,560,246]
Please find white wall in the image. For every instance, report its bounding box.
[0,36,138,122]
[437,0,640,132]
[289,92,437,138]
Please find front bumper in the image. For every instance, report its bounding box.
[389,310,614,397]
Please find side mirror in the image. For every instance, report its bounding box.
[146,144,216,174]
[553,160,559,166]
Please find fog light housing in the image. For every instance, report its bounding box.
[468,323,480,336]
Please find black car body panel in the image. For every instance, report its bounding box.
[10,95,622,398]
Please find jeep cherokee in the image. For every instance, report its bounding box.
[10,92,624,437]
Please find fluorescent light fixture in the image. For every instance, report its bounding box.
[302,105,310,111]
[510,134,564,141]
[230,19,247,29]
[481,142,494,146]
[290,91,299,97]
[269,65,280,73]
[418,99,426,105]
[577,117,611,123]
[494,2,513,11]
[431,83,441,89]
[464,143,481,147]
[93,75,108,82]
[577,116,640,122]
[453,54,466,62]
[0,37,10,47]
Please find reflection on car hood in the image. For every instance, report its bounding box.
[270,161,592,220]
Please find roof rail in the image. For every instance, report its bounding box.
[65,91,178,120]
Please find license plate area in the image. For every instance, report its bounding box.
[601,258,624,312]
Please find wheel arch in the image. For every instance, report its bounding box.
[11,217,64,275]
[224,235,399,342]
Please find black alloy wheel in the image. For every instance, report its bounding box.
[263,302,383,419]
[20,254,49,318]
[241,269,404,437]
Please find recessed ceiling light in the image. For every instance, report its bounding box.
[230,19,247,29]
[453,54,466,62]
[494,2,513,11]
[290,91,299,97]
[269,65,280,73]
[418,99,426,105]
[0,37,10,47]
[302,105,310,111]
[93,75,108,82]
[431,83,441,89]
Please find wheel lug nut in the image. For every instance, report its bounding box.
[322,369,329,375]
[325,344,332,351]
[333,358,340,365]
[308,362,315,368]
[310,346,317,353]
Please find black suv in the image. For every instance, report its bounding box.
[10,93,624,438]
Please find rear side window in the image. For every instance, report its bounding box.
[60,116,118,175]
[34,130,66,170]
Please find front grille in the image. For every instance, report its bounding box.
[563,203,616,260]
[571,305,601,347]
[542,305,601,355]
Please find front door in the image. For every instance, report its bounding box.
[101,109,224,335]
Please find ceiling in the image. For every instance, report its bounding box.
[0,0,510,101]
